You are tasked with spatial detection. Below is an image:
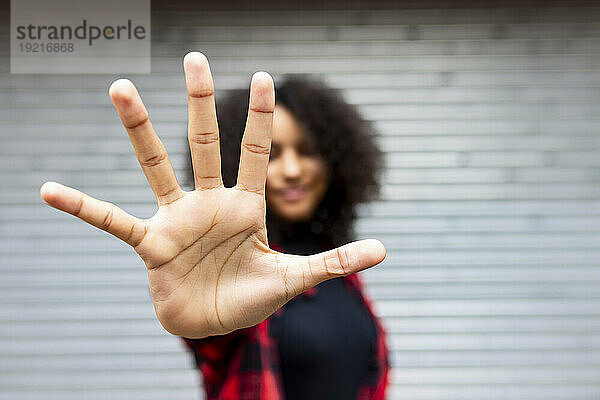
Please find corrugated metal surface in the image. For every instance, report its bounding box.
[2,5,600,400]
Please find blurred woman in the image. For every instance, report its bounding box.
[181,75,390,400]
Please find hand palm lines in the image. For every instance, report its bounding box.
[40,51,386,339]
[144,190,274,327]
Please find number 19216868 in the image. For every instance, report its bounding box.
[19,42,74,52]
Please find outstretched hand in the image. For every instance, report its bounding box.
[40,52,386,339]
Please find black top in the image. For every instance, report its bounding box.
[269,222,378,400]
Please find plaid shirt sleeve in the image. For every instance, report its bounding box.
[346,273,392,400]
[180,318,285,400]
[180,328,247,396]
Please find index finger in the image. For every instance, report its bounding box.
[236,72,275,195]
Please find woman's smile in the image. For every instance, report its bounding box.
[279,186,306,202]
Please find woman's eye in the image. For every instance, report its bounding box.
[300,144,318,156]
[269,148,280,161]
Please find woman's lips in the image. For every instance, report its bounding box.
[280,187,306,202]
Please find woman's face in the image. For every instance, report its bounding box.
[266,106,329,222]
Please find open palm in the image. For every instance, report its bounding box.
[40,52,386,339]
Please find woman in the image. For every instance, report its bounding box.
[38,52,389,398]
[182,75,390,400]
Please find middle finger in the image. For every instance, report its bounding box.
[184,52,223,190]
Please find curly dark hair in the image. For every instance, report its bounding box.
[183,75,383,250]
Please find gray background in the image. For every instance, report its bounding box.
[2,2,600,399]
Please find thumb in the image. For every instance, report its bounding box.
[299,239,386,287]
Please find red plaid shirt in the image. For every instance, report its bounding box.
[181,246,390,400]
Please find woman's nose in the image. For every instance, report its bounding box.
[281,150,302,179]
